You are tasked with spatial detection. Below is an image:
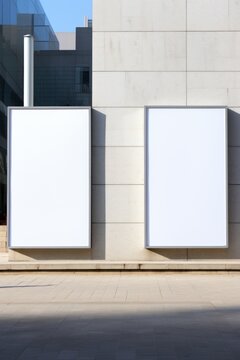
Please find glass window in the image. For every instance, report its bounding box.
[75,67,90,94]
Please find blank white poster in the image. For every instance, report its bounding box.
[146,107,228,248]
[8,108,91,248]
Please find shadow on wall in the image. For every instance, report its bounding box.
[1,305,240,359]
[91,109,106,260]
[9,110,107,261]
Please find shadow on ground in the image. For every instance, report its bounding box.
[0,304,240,359]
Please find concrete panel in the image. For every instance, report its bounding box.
[92,185,144,223]
[188,0,240,31]
[93,32,186,71]
[229,185,240,223]
[188,224,240,259]
[0,226,7,234]
[93,0,121,31]
[56,32,75,50]
[188,32,240,71]
[93,33,105,70]
[92,147,144,185]
[229,147,240,185]
[91,224,106,259]
[92,108,144,147]
[105,224,145,260]
[104,224,187,261]
[93,72,186,107]
[8,249,92,261]
[0,225,7,253]
[187,72,240,106]
[93,0,186,31]
[228,108,240,146]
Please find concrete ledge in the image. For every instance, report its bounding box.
[1,260,240,271]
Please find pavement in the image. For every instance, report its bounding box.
[0,271,240,359]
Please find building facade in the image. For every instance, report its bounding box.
[91,0,240,261]
[35,27,92,107]
[7,0,240,262]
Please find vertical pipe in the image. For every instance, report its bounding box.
[24,35,34,107]
[84,16,88,27]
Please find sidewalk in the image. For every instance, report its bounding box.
[0,271,240,359]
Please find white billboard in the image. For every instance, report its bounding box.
[8,107,91,248]
[145,107,228,248]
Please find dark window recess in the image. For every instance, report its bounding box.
[0,114,7,139]
[75,67,90,94]
[82,70,89,91]
[0,147,7,225]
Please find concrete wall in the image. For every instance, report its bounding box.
[0,226,7,253]
[92,0,240,261]
[56,32,75,50]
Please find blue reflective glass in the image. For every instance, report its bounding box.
[10,0,17,24]
[0,0,3,23]
[33,14,45,26]
[17,0,36,14]
[2,0,10,24]
[34,26,50,41]
[0,0,59,50]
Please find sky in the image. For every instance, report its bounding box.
[40,0,92,32]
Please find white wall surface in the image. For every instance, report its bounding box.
[8,108,91,248]
[93,0,186,31]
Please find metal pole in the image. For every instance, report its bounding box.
[84,16,88,27]
[24,35,34,107]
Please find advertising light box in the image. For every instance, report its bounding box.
[145,107,228,248]
[8,108,91,248]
